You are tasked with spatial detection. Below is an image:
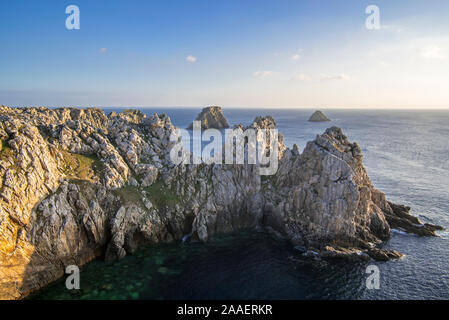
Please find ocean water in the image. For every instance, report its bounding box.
[30,108,449,300]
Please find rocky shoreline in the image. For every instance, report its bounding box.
[0,106,442,299]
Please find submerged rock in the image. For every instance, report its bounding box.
[308,110,331,122]
[188,106,229,129]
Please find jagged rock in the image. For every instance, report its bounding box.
[0,106,442,300]
[384,201,443,236]
[320,246,370,261]
[231,115,287,161]
[188,106,229,129]
[308,110,331,122]
[367,248,403,261]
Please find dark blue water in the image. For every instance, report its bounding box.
[32,108,449,299]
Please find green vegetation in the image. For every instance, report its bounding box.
[112,185,145,206]
[0,139,26,173]
[0,139,14,161]
[260,174,275,191]
[60,150,103,182]
[144,180,180,209]
[113,180,180,209]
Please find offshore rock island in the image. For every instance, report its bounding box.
[188,106,230,129]
[308,110,331,122]
[0,106,442,299]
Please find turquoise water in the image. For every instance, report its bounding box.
[30,231,370,300]
[32,108,449,299]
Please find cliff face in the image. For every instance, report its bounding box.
[0,106,441,299]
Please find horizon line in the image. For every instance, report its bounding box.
[2,104,449,111]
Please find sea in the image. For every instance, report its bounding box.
[30,108,449,300]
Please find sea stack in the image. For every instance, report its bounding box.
[308,110,331,122]
[188,106,230,129]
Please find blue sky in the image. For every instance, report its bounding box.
[1,0,448,108]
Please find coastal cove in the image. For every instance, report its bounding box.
[1,107,448,299]
[29,228,449,300]
[25,230,389,300]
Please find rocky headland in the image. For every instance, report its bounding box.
[308,110,331,122]
[0,105,442,299]
[188,106,229,129]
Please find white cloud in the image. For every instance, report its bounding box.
[99,48,107,53]
[291,73,311,81]
[291,54,301,61]
[186,55,197,63]
[321,74,350,81]
[253,71,274,78]
[421,45,447,59]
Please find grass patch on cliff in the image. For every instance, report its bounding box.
[144,180,180,209]
[60,151,103,182]
[113,180,180,210]
[113,185,145,206]
[0,140,14,161]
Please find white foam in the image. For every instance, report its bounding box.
[391,228,415,236]
[437,230,449,239]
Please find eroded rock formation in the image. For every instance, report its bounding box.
[188,106,230,129]
[0,105,441,299]
[308,110,331,122]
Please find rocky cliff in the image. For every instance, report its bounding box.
[188,106,230,129]
[0,106,441,299]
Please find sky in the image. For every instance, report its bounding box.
[0,0,448,109]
